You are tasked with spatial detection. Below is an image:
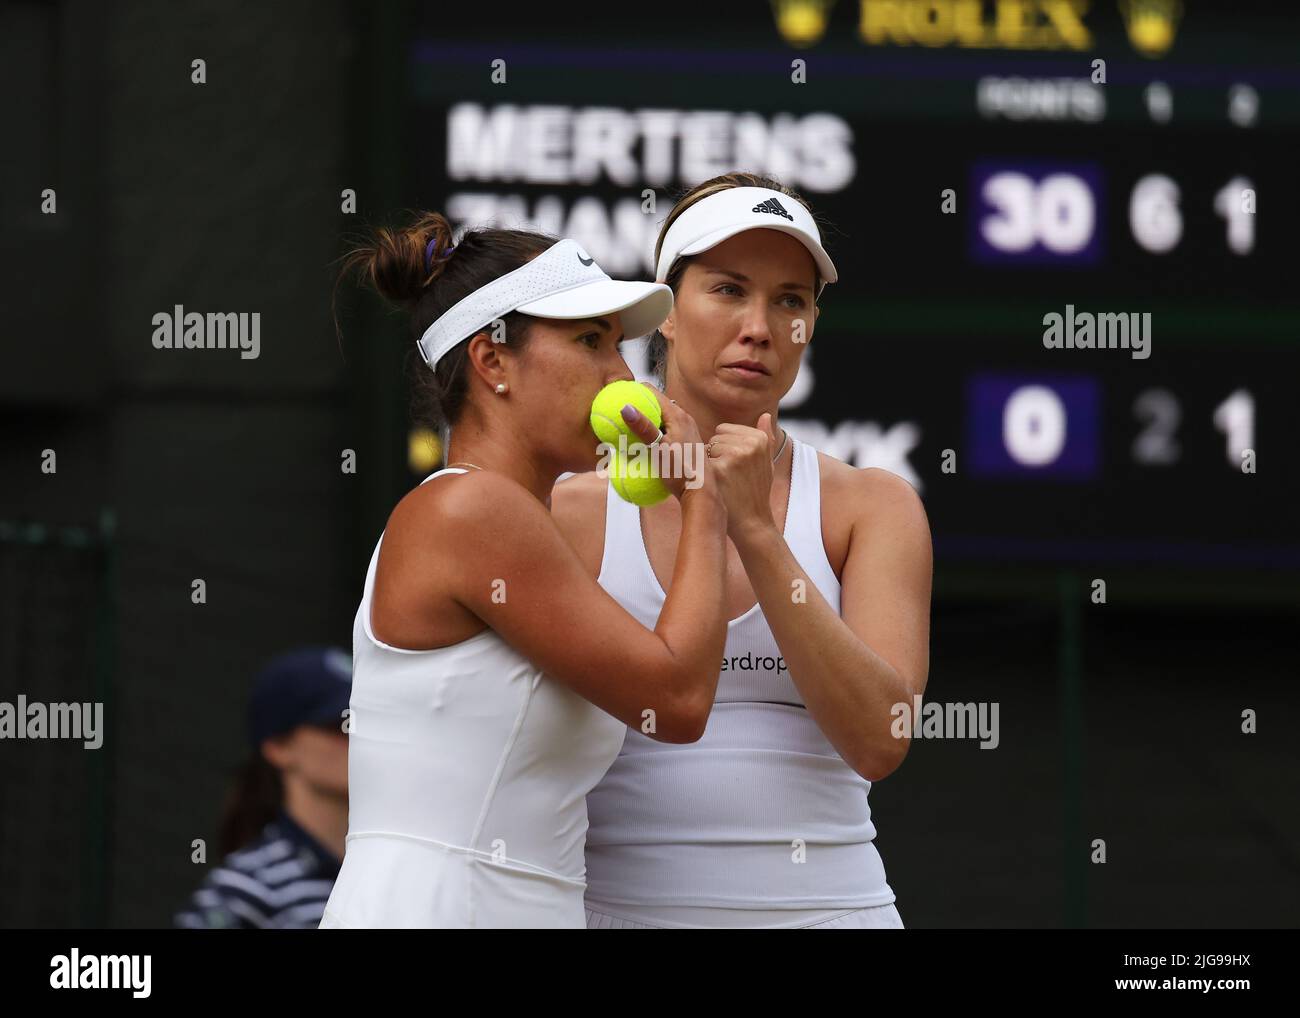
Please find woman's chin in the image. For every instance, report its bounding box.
[711,372,772,406]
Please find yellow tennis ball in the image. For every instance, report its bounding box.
[590,380,662,448]
[608,451,670,506]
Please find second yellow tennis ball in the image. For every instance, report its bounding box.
[608,451,670,506]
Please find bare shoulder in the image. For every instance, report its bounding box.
[549,471,609,576]
[814,449,915,505]
[858,466,926,514]
[551,469,608,507]
[814,453,929,566]
[392,467,513,521]
[384,469,547,563]
[370,471,554,647]
[844,467,931,564]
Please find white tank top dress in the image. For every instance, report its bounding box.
[319,467,627,928]
[583,437,899,928]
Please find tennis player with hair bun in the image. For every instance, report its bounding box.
[552,173,933,929]
[319,213,775,928]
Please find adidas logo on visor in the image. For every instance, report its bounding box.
[751,197,794,222]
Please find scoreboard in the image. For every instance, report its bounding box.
[405,2,1298,573]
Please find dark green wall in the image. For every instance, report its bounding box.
[0,0,412,926]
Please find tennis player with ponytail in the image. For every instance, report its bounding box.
[319,213,769,928]
[552,173,933,929]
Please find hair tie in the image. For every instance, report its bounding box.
[425,238,456,272]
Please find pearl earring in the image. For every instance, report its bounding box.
[495,383,508,394]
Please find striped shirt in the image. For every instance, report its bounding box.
[174,810,341,929]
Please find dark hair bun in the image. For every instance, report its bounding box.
[346,210,456,308]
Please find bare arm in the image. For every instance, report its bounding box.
[729,467,932,781]
[448,471,727,742]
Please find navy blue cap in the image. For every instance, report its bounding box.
[248,646,353,748]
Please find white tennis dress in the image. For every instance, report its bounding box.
[583,437,900,928]
[319,467,628,928]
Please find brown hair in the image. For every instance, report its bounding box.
[217,751,282,856]
[335,211,557,437]
[648,173,825,387]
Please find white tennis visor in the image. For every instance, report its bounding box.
[417,238,673,370]
[655,186,838,298]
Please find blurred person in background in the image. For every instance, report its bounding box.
[174,646,352,929]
